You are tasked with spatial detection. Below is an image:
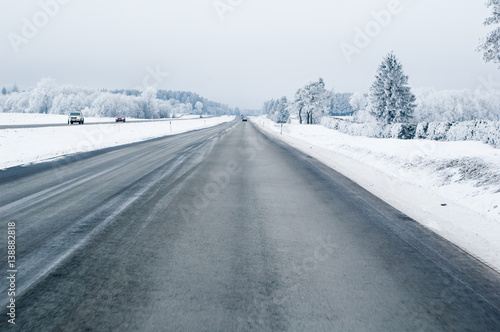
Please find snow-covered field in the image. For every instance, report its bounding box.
[252,116,500,272]
[0,114,234,169]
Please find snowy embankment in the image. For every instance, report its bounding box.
[0,114,234,169]
[252,117,500,272]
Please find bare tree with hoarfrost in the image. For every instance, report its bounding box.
[294,78,331,124]
[369,52,416,124]
[478,0,500,67]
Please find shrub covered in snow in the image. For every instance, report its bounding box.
[321,117,500,148]
[321,117,416,140]
[424,122,453,141]
[391,123,417,139]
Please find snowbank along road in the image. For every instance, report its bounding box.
[0,115,217,130]
[0,120,499,330]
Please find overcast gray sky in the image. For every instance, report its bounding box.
[0,0,496,109]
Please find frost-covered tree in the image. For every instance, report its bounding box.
[195,101,204,116]
[294,78,331,124]
[329,93,354,116]
[261,99,273,115]
[268,96,290,123]
[276,96,290,123]
[478,0,500,67]
[158,100,173,118]
[92,93,120,117]
[156,90,234,116]
[1,87,6,95]
[293,90,305,124]
[141,87,159,118]
[11,84,19,93]
[369,52,416,124]
[27,78,57,113]
[265,96,290,123]
[184,103,193,114]
[350,92,373,123]
[266,100,275,120]
[268,99,277,116]
[349,92,367,113]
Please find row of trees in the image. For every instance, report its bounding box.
[351,86,500,123]
[264,2,500,126]
[412,89,500,122]
[264,53,416,125]
[107,89,232,116]
[266,49,500,125]
[264,79,355,124]
[368,1,500,124]
[1,84,19,95]
[0,78,235,118]
[264,97,290,124]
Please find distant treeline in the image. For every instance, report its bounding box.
[0,78,237,118]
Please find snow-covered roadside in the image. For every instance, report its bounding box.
[252,116,500,272]
[0,113,122,125]
[0,112,201,125]
[0,115,234,169]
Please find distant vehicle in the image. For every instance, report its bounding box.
[116,116,126,122]
[242,117,248,122]
[68,111,84,125]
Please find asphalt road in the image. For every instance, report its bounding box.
[1,120,500,331]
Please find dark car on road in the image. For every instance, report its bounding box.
[116,116,126,122]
